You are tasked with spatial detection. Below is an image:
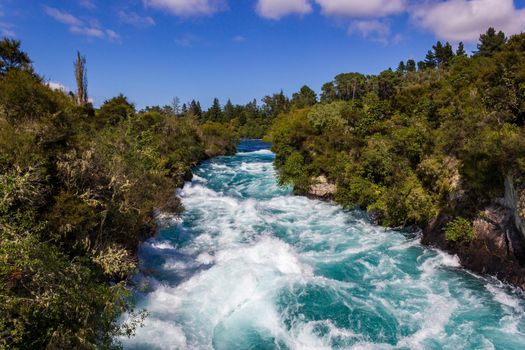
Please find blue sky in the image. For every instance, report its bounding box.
[2,0,525,108]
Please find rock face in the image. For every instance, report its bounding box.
[308,175,336,199]
[503,175,525,241]
[423,176,525,290]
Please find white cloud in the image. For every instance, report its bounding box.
[118,10,156,27]
[45,6,120,42]
[45,6,83,26]
[315,0,405,17]
[348,19,392,44]
[47,81,69,92]
[255,0,312,20]
[105,29,120,42]
[143,0,227,17]
[79,0,96,10]
[411,0,525,42]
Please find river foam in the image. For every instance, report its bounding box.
[122,140,525,350]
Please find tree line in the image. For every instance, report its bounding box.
[267,27,525,237]
[0,38,237,349]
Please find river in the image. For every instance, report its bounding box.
[122,139,525,349]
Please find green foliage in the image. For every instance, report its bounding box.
[307,101,347,132]
[475,27,507,57]
[0,38,31,75]
[292,85,317,108]
[200,121,239,157]
[96,94,135,126]
[0,38,238,349]
[269,30,525,228]
[445,217,475,243]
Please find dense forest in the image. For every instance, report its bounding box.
[267,28,525,234]
[2,26,525,348]
[0,39,237,349]
[263,28,525,289]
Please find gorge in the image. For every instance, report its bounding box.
[122,140,525,349]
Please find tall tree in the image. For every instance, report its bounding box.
[0,38,32,75]
[292,85,317,108]
[223,99,235,121]
[181,103,188,116]
[456,42,467,57]
[432,41,454,67]
[396,61,406,74]
[74,51,88,106]
[406,59,417,72]
[188,100,202,118]
[475,27,507,57]
[334,73,366,101]
[423,50,436,69]
[205,98,223,122]
[262,91,290,118]
[321,82,337,103]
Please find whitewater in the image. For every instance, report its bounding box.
[122,140,525,350]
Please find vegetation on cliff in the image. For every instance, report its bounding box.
[267,28,525,232]
[0,38,237,349]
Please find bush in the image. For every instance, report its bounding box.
[445,217,475,243]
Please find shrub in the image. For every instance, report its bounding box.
[445,217,475,243]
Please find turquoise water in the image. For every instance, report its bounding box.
[123,140,525,349]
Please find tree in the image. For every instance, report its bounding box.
[334,73,366,101]
[292,85,317,108]
[396,61,406,74]
[262,91,290,118]
[456,42,467,57]
[188,100,202,118]
[406,59,416,72]
[205,97,223,122]
[223,99,235,121]
[0,38,32,75]
[432,41,454,67]
[475,27,506,57]
[321,82,337,102]
[423,50,436,69]
[74,51,88,106]
[97,94,135,125]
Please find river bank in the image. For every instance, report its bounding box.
[123,140,525,349]
[304,177,525,291]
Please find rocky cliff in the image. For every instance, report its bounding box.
[423,175,525,289]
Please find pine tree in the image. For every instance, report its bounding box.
[456,42,467,57]
[432,41,454,67]
[424,50,436,69]
[396,61,406,74]
[475,27,507,57]
[223,99,235,121]
[442,42,454,66]
[205,98,223,122]
[0,38,32,75]
[188,100,202,118]
[74,51,88,106]
[406,59,416,72]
